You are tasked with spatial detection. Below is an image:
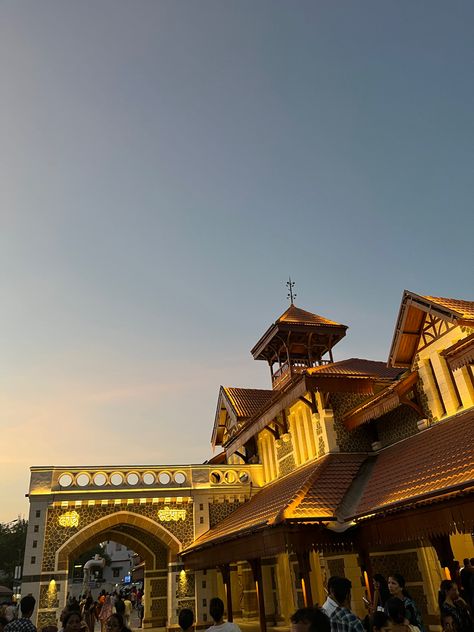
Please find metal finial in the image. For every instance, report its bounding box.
[286,277,296,305]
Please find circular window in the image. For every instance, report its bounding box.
[174,472,186,485]
[210,471,221,484]
[224,470,236,484]
[158,472,171,485]
[239,471,250,484]
[93,472,107,486]
[59,473,73,488]
[76,473,90,487]
[126,472,139,485]
[143,472,155,485]
[110,472,124,486]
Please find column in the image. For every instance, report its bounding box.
[249,559,267,632]
[167,560,180,628]
[219,564,233,622]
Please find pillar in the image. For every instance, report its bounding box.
[249,559,267,632]
[218,564,233,622]
[167,559,180,628]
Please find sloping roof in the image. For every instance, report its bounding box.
[423,296,474,321]
[211,386,275,448]
[307,358,403,381]
[343,371,419,430]
[251,304,348,361]
[389,291,474,368]
[352,408,474,519]
[276,304,344,328]
[184,453,366,552]
[222,387,275,419]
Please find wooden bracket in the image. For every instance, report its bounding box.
[234,450,248,463]
[298,395,317,414]
[400,394,424,418]
[264,426,280,440]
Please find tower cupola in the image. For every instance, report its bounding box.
[251,303,348,389]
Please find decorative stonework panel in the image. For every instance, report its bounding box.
[370,551,422,582]
[37,611,58,628]
[39,584,59,610]
[42,503,193,572]
[377,405,419,447]
[278,454,296,477]
[176,571,195,600]
[276,438,293,459]
[209,499,245,528]
[413,357,434,421]
[327,557,345,578]
[331,393,373,452]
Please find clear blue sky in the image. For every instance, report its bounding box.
[0,1,473,521]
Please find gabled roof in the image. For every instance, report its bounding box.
[351,408,474,519]
[183,452,366,553]
[211,386,274,448]
[389,290,474,368]
[424,296,474,321]
[307,358,403,381]
[276,304,344,327]
[251,304,348,361]
[223,387,275,419]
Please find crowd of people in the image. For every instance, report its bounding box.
[2,561,474,632]
[0,589,144,632]
[288,569,474,632]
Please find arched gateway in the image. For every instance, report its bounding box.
[22,463,263,629]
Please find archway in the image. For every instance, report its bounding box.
[55,512,182,629]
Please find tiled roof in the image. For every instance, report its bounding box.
[307,358,403,380]
[353,408,474,518]
[277,304,345,328]
[222,387,275,419]
[423,296,474,321]
[186,453,366,551]
[343,371,418,429]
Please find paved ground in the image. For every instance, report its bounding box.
[133,621,288,631]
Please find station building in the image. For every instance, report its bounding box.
[22,290,474,630]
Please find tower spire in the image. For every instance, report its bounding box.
[286,277,296,305]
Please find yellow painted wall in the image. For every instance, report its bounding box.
[416,325,474,420]
[451,533,474,562]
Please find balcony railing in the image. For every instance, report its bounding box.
[271,359,332,388]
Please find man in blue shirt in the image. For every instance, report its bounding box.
[330,578,365,632]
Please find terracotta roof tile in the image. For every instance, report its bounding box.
[222,387,274,419]
[307,358,403,380]
[186,453,366,550]
[277,304,345,328]
[423,296,474,321]
[353,408,474,518]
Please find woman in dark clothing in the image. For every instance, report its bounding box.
[439,579,474,632]
[387,574,425,632]
[372,575,390,612]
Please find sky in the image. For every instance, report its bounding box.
[0,1,473,523]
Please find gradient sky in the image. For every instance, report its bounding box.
[1,1,473,522]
